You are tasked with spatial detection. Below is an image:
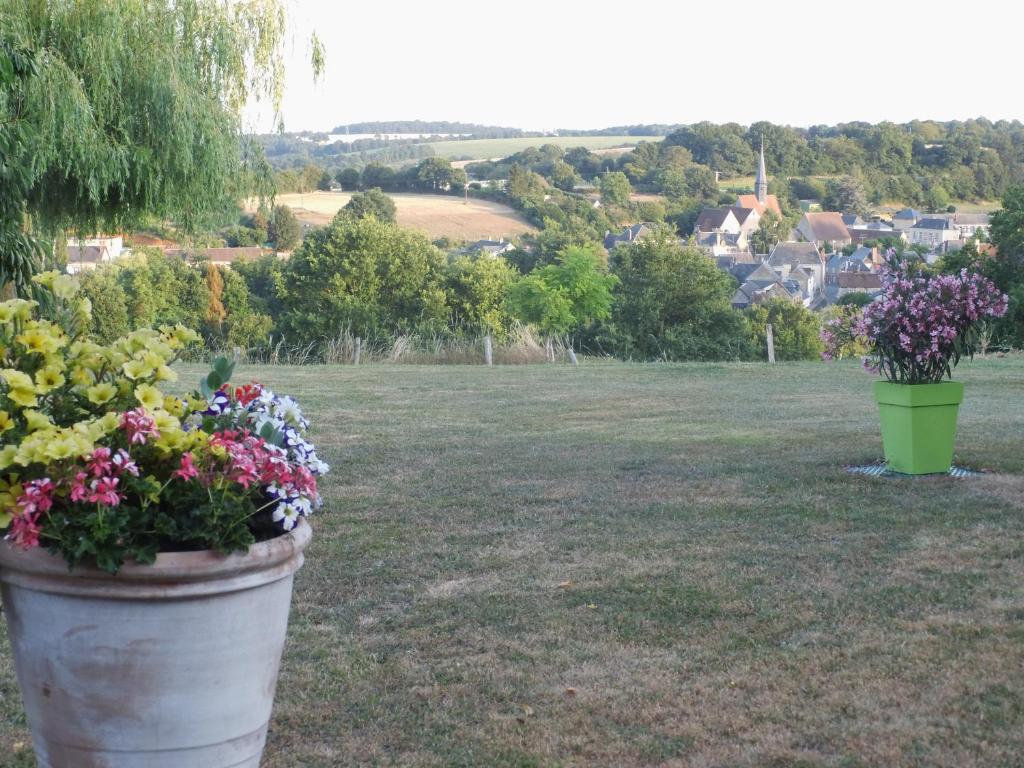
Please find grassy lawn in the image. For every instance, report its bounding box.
[2,359,1024,766]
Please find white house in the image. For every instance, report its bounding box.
[908,218,960,248]
[66,235,125,274]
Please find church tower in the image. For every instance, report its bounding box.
[755,136,768,205]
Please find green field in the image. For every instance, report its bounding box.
[426,135,662,161]
[3,359,1024,766]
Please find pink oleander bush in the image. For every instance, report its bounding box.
[822,253,1008,384]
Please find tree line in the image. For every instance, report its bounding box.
[78,201,825,363]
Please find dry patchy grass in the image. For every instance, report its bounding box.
[252,191,536,241]
[2,360,1023,767]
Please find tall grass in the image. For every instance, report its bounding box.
[191,325,575,366]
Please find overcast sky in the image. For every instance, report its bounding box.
[248,0,1021,133]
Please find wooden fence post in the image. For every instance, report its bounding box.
[484,334,493,366]
[766,323,776,364]
[353,337,361,366]
[566,346,578,365]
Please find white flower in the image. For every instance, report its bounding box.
[272,501,301,531]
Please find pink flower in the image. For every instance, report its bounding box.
[173,453,199,481]
[16,479,55,515]
[70,471,90,502]
[87,447,113,477]
[120,408,160,445]
[7,511,41,549]
[87,476,122,507]
[112,449,139,477]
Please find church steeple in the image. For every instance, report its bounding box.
[755,136,768,205]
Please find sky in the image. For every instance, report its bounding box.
[247,0,1023,134]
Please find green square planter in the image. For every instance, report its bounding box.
[873,381,964,474]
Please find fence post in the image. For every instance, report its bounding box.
[766,323,776,364]
[232,346,241,364]
[484,334,493,366]
[566,346,578,365]
[353,337,361,366]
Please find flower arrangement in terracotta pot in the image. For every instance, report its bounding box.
[0,271,329,767]
[823,253,1008,474]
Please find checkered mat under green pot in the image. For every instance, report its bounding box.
[846,461,986,478]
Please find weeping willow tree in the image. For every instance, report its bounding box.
[0,0,323,296]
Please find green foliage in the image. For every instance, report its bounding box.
[836,291,874,307]
[599,233,751,360]
[336,167,361,191]
[342,189,397,223]
[78,268,130,342]
[277,214,449,340]
[824,176,869,215]
[222,225,265,247]
[445,254,519,334]
[751,210,788,254]
[513,217,606,273]
[268,205,302,251]
[745,299,824,361]
[600,172,632,206]
[984,186,1024,346]
[506,245,618,337]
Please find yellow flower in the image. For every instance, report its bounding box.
[135,384,164,412]
[30,270,59,289]
[86,382,118,405]
[0,476,24,528]
[163,395,186,417]
[53,274,80,301]
[34,366,66,394]
[0,299,37,323]
[23,410,52,432]
[97,411,120,433]
[154,365,178,382]
[15,325,64,355]
[186,394,207,412]
[41,355,67,373]
[0,411,13,433]
[122,358,154,380]
[70,366,95,387]
[1,369,34,391]
[0,446,17,470]
[7,389,38,409]
[33,270,79,300]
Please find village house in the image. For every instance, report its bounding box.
[825,246,879,302]
[949,212,990,239]
[603,223,655,250]
[697,230,750,258]
[908,217,960,248]
[766,241,826,304]
[694,207,742,236]
[841,214,865,228]
[464,238,516,257]
[848,221,902,246]
[891,208,921,231]
[795,212,852,251]
[730,262,801,310]
[836,271,883,299]
[65,235,125,274]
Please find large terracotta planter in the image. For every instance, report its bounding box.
[0,519,311,768]
[874,381,964,474]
